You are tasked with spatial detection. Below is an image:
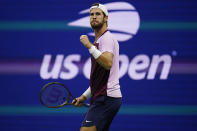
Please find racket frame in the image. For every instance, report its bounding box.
[39,82,90,108]
[39,82,74,108]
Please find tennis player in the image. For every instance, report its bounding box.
[72,3,122,131]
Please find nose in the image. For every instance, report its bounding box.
[93,14,97,19]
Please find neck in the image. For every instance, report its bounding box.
[94,24,107,42]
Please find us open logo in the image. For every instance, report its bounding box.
[68,2,140,42]
[40,2,172,80]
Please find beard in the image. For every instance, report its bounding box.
[90,20,104,30]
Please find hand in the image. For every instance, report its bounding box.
[80,35,92,49]
[72,95,87,107]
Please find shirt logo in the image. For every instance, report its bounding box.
[68,2,140,42]
[85,120,92,123]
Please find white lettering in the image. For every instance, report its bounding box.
[83,57,91,79]
[147,55,172,79]
[39,54,172,80]
[60,54,81,80]
[40,54,64,79]
[128,54,150,80]
[119,54,129,78]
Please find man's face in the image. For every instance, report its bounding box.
[90,8,106,29]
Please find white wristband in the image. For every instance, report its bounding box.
[88,46,102,59]
[82,86,91,99]
[88,45,96,54]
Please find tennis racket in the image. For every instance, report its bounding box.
[39,82,89,108]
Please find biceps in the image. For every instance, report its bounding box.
[97,51,113,70]
[102,52,113,63]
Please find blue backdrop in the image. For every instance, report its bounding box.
[0,0,197,131]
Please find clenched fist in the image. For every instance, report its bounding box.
[80,35,92,49]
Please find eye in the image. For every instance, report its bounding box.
[90,13,94,16]
[96,12,101,16]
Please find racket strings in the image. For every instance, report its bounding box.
[40,84,70,107]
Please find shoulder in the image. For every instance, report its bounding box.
[103,31,119,47]
[102,31,113,39]
[100,31,116,43]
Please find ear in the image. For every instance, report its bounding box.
[104,16,108,23]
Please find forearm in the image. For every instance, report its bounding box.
[82,86,92,99]
[79,37,113,70]
[96,54,112,70]
[89,46,113,70]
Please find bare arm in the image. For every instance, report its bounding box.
[72,86,91,107]
[80,35,113,70]
[73,35,113,107]
[96,51,113,70]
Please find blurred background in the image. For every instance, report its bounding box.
[0,0,197,130]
